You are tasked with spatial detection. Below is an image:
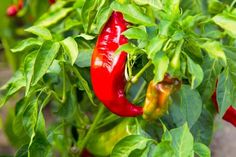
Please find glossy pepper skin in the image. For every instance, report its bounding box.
[81,149,93,157]
[212,90,236,127]
[91,11,143,117]
[18,0,23,9]
[48,0,56,5]
[86,119,137,156]
[6,5,18,17]
[6,0,24,17]
[143,74,181,120]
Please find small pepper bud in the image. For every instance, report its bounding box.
[6,5,18,17]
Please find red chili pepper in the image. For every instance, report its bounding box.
[18,0,23,10]
[6,5,18,17]
[211,90,236,127]
[48,0,56,5]
[6,0,24,17]
[91,11,143,117]
[81,149,93,157]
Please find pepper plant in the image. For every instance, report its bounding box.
[0,0,236,156]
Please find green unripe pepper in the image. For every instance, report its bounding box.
[170,40,184,75]
[86,119,138,156]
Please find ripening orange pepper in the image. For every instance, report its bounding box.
[143,74,181,120]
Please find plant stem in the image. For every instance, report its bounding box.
[78,104,105,155]
[230,0,236,10]
[127,54,133,78]
[61,63,66,103]
[132,81,147,103]
[126,60,152,93]
[95,114,120,129]
[131,60,152,83]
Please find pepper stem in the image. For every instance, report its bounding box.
[131,60,152,83]
[126,60,152,93]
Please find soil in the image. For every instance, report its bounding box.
[0,67,235,156]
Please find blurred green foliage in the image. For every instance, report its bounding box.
[0,0,50,71]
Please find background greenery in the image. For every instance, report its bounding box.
[0,0,235,157]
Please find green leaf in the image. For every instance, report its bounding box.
[217,72,234,117]
[75,33,95,40]
[23,100,38,137]
[123,27,147,40]
[95,6,112,33]
[190,107,214,146]
[224,46,236,85]
[0,70,25,107]
[133,0,163,10]
[111,135,151,157]
[163,0,180,16]
[35,111,47,136]
[193,143,211,157]
[35,8,73,27]
[73,68,95,106]
[213,13,236,38]
[111,1,155,26]
[198,56,222,102]
[75,49,93,68]
[162,125,172,142]
[171,30,185,41]
[208,0,225,14]
[170,85,202,128]
[153,141,174,157]
[170,123,194,157]
[15,144,28,157]
[115,43,139,55]
[24,51,37,95]
[32,41,60,85]
[61,37,79,65]
[221,47,236,108]
[152,52,169,83]
[62,18,81,33]
[4,108,30,147]
[81,0,103,32]
[25,26,52,40]
[186,56,203,89]
[29,113,50,157]
[10,38,42,53]
[146,35,166,59]
[159,20,172,36]
[201,41,226,66]
[56,89,77,120]
[13,99,28,136]
[129,145,151,157]
[180,0,206,14]
[29,135,51,157]
[47,60,61,74]
[184,39,202,59]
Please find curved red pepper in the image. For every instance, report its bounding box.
[211,91,236,127]
[91,11,143,117]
